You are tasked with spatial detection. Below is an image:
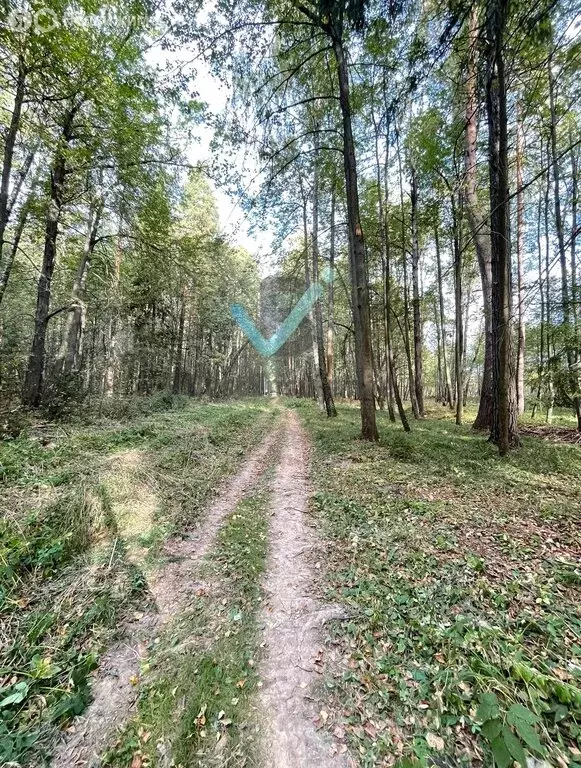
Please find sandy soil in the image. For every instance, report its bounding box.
[258,410,350,768]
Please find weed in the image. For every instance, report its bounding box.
[0,397,277,765]
[301,402,581,768]
[105,488,271,768]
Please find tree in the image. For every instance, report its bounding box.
[485,0,519,453]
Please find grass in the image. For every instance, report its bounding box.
[105,485,273,768]
[299,400,581,768]
[0,397,277,766]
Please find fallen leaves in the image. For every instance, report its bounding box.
[426,732,445,751]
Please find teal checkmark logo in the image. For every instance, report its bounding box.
[231,267,332,357]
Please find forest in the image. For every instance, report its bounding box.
[0,0,580,767]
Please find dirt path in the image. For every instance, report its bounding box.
[259,410,349,768]
[50,424,280,768]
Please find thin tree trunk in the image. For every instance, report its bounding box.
[548,51,581,429]
[464,6,494,431]
[173,289,187,394]
[0,59,26,278]
[312,136,336,417]
[104,238,122,398]
[326,186,336,390]
[516,109,526,414]
[452,196,463,425]
[372,104,396,422]
[410,165,424,416]
[434,295,443,402]
[0,181,35,305]
[301,187,324,410]
[396,126,419,419]
[532,176,545,418]
[332,35,378,440]
[435,224,454,408]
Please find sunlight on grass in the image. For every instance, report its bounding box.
[299,401,580,768]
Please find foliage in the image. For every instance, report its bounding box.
[300,401,581,767]
[0,397,276,764]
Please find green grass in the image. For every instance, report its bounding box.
[0,397,277,766]
[299,401,581,768]
[105,486,272,768]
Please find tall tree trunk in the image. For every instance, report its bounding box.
[532,175,545,418]
[326,186,336,390]
[396,127,420,419]
[485,0,519,453]
[312,137,336,417]
[435,224,454,408]
[57,200,102,378]
[173,289,187,394]
[22,107,77,408]
[464,6,494,430]
[548,53,581,429]
[332,35,378,440]
[103,238,122,398]
[544,160,555,423]
[516,109,526,414]
[410,165,424,416]
[0,59,26,282]
[372,105,396,422]
[452,196,463,425]
[0,180,36,306]
[301,188,324,410]
[571,138,579,335]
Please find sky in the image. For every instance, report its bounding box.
[147,36,275,268]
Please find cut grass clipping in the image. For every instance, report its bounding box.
[105,487,271,768]
[299,401,581,768]
[0,398,277,766]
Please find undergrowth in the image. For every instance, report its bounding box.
[104,486,272,768]
[0,397,277,765]
[300,401,581,768]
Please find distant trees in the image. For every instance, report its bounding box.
[0,3,261,414]
[1,0,580,452]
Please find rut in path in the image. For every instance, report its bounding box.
[259,410,349,768]
[49,423,280,768]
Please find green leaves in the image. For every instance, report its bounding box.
[477,693,544,766]
[476,692,500,722]
[507,705,544,754]
[0,682,29,709]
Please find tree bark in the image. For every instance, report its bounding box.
[464,6,494,430]
[485,0,519,453]
[435,224,454,408]
[332,35,378,440]
[516,109,526,414]
[312,137,336,417]
[326,186,336,390]
[452,195,463,425]
[410,165,424,416]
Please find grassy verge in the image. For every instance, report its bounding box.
[0,397,277,765]
[105,485,272,768]
[299,400,580,768]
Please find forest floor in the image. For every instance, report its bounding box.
[0,397,579,768]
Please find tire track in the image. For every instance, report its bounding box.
[259,410,349,768]
[50,422,281,768]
